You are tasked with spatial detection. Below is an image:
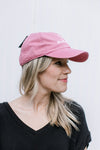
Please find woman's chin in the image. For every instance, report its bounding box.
[53,87,67,93]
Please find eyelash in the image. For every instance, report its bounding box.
[55,60,69,66]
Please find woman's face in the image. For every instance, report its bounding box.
[38,58,71,93]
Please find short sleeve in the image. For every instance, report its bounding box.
[68,101,92,150]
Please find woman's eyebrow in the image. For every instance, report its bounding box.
[52,59,61,62]
[53,58,64,61]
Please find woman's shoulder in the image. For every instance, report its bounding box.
[64,99,86,121]
[64,99,84,112]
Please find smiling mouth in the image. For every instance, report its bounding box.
[58,78,68,82]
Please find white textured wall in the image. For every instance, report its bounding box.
[0,0,99,149]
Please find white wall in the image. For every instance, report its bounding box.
[0,0,99,149]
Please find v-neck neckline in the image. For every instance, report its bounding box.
[3,102,51,135]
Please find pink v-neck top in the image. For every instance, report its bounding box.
[0,101,91,150]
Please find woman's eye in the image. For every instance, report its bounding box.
[55,61,62,65]
[55,60,69,66]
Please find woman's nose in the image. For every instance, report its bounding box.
[63,64,71,74]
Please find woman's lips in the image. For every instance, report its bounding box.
[59,78,68,82]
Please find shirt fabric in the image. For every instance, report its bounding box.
[0,101,92,150]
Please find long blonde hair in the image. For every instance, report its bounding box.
[19,56,80,137]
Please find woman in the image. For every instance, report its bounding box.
[0,32,91,150]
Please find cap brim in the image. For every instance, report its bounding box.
[46,47,89,62]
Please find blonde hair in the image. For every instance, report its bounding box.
[19,56,80,137]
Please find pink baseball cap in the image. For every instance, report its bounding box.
[19,32,89,66]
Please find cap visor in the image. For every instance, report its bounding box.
[46,47,89,62]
